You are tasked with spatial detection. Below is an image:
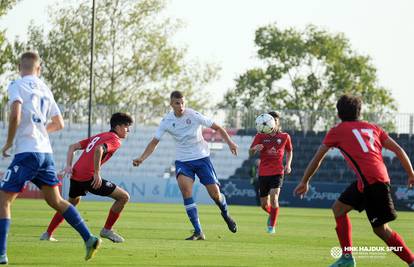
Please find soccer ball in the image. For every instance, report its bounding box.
[255,113,276,134]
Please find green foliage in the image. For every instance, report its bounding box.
[0,0,18,16]
[19,0,218,122]
[221,24,396,131]
[0,0,19,107]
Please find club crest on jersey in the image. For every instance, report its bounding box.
[186,119,191,125]
[277,139,282,144]
[269,146,278,154]
[13,165,19,173]
[172,123,175,127]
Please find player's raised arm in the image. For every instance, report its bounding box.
[211,123,238,156]
[132,137,160,167]
[1,101,21,157]
[294,144,329,198]
[383,137,414,187]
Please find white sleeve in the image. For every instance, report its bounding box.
[49,90,61,117]
[192,110,214,128]
[7,82,23,105]
[154,119,167,140]
[44,83,61,117]
[49,99,61,117]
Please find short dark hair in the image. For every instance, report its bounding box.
[110,112,133,129]
[170,90,184,100]
[336,94,362,121]
[268,111,280,119]
[20,51,41,70]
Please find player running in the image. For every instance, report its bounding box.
[294,94,414,267]
[249,111,292,234]
[40,112,133,243]
[0,51,100,264]
[132,90,238,240]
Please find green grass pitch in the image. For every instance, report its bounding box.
[6,199,414,266]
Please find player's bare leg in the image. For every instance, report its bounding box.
[329,200,355,267]
[0,191,18,264]
[100,187,130,243]
[206,184,237,233]
[0,191,18,219]
[260,196,270,213]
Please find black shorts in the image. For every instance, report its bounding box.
[258,175,284,198]
[338,181,397,227]
[69,178,117,198]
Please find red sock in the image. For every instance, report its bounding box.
[269,207,279,227]
[335,214,352,255]
[386,231,414,264]
[47,212,65,236]
[262,205,271,214]
[104,209,121,230]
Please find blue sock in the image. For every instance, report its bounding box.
[62,205,91,242]
[215,193,229,216]
[0,219,10,255]
[183,197,202,234]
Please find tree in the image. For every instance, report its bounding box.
[21,0,218,122]
[220,24,396,131]
[0,0,19,107]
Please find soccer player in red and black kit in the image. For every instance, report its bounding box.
[294,95,414,267]
[40,112,133,243]
[249,111,293,234]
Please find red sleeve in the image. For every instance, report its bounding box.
[323,127,338,148]
[377,126,389,144]
[250,134,262,148]
[285,134,292,152]
[104,138,121,153]
[78,138,90,149]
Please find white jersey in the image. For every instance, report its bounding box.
[155,108,214,161]
[7,75,61,154]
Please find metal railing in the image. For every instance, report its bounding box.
[0,104,413,135]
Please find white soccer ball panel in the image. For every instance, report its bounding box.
[255,113,276,134]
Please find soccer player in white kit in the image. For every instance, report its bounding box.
[132,90,238,240]
[0,52,100,264]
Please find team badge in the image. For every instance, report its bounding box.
[186,119,191,124]
[277,139,282,144]
[13,165,19,173]
[269,146,277,154]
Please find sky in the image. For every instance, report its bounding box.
[1,0,413,113]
